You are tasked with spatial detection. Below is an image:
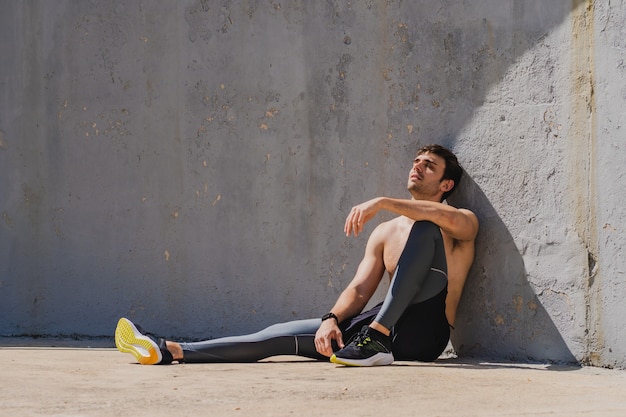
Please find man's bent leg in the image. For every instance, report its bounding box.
[331,221,447,366]
[374,220,447,330]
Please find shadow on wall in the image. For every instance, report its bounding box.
[448,177,578,364]
[385,0,588,364]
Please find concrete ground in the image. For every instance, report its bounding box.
[2,338,625,417]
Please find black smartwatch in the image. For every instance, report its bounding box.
[321,312,339,324]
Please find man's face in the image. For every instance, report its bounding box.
[407,152,451,200]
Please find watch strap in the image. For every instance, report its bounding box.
[321,312,339,323]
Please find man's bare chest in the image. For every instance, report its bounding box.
[382,226,413,278]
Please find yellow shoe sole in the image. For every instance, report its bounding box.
[330,352,394,367]
[115,318,162,365]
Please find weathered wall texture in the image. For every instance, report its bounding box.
[1,0,624,368]
[448,0,626,368]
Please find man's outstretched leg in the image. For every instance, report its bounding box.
[331,220,447,366]
[115,316,325,364]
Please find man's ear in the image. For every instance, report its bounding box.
[441,179,454,193]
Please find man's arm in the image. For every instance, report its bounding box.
[314,224,387,357]
[345,197,478,242]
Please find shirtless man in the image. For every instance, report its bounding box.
[115,144,478,366]
[320,144,478,365]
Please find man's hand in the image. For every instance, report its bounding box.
[344,197,383,237]
[314,319,344,357]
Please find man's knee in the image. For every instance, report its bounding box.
[410,220,442,240]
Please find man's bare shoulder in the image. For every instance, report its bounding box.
[447,206,479,243]
[366,217,404,244]
[373,216,408,234]
[442,208,477,254]
[368,219,392,241]
[458,208,478,225]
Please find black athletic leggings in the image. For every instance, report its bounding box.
[181,221,450,363]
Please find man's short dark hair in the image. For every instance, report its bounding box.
[417,144,463,201]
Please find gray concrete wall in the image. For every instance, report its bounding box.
[1,0,624,368]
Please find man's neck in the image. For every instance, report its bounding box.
[409,194,443,203]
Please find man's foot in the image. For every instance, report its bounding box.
[330,325,394,366]
[115,318,174,365]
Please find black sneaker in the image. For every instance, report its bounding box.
[330,325,394,366]
[115,318,174,365]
